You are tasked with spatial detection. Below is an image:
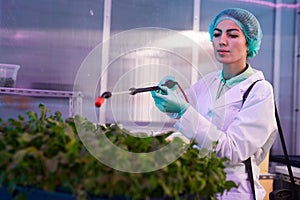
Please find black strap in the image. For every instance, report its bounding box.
[242,81,260,104]
[244,158,256,200]
[242,80,297,200]
[274,104,298,199]
[242,80,261,200]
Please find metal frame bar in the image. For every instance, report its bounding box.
[99,0,112,124]
[259,173,276,180]
[273,0,282,104]
[191,0,201,84]
[0,87,75,98]
[293,0,300,154]
[0,87,82,117]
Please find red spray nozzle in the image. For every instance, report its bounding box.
[95,97,105,107]
[95,91,112,107]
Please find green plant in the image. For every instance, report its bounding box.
[0,104,237,200]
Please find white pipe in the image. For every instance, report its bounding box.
[191,0,201,84]
[99,0,112,124]
[271,0,283,155]
[193,0,200,31]
[292,1,300,154]
[273,0,282,105]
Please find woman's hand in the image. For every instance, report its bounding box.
[151,86,189,117]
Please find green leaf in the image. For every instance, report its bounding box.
[39,103,49,120]
[45,157,58,173]
[18,115,25,121]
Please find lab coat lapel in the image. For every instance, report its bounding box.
[213,85,244,109]
[212,73,263,109]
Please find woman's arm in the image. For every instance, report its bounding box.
[174,80,278,164]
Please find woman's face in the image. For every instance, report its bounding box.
[212,19,248,66]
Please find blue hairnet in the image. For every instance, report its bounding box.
[208,8,263,58]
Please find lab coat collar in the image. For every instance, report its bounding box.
[218,64,255,88]
[213,70,265,109]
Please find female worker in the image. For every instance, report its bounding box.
[151,8,278,200]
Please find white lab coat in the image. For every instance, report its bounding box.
[174,69,278,200]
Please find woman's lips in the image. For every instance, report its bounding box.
[217,49,230,55]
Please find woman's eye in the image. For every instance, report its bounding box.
[213,33,221,37]
[229,34,238,38]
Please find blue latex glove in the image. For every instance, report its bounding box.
[151,86,189,117]
[158,76,178,91]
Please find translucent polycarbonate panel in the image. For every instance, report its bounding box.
[0,0,104,89]
[110,0,194,32]
[0,0,104,120]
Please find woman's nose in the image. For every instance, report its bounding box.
[219,35,227,46]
